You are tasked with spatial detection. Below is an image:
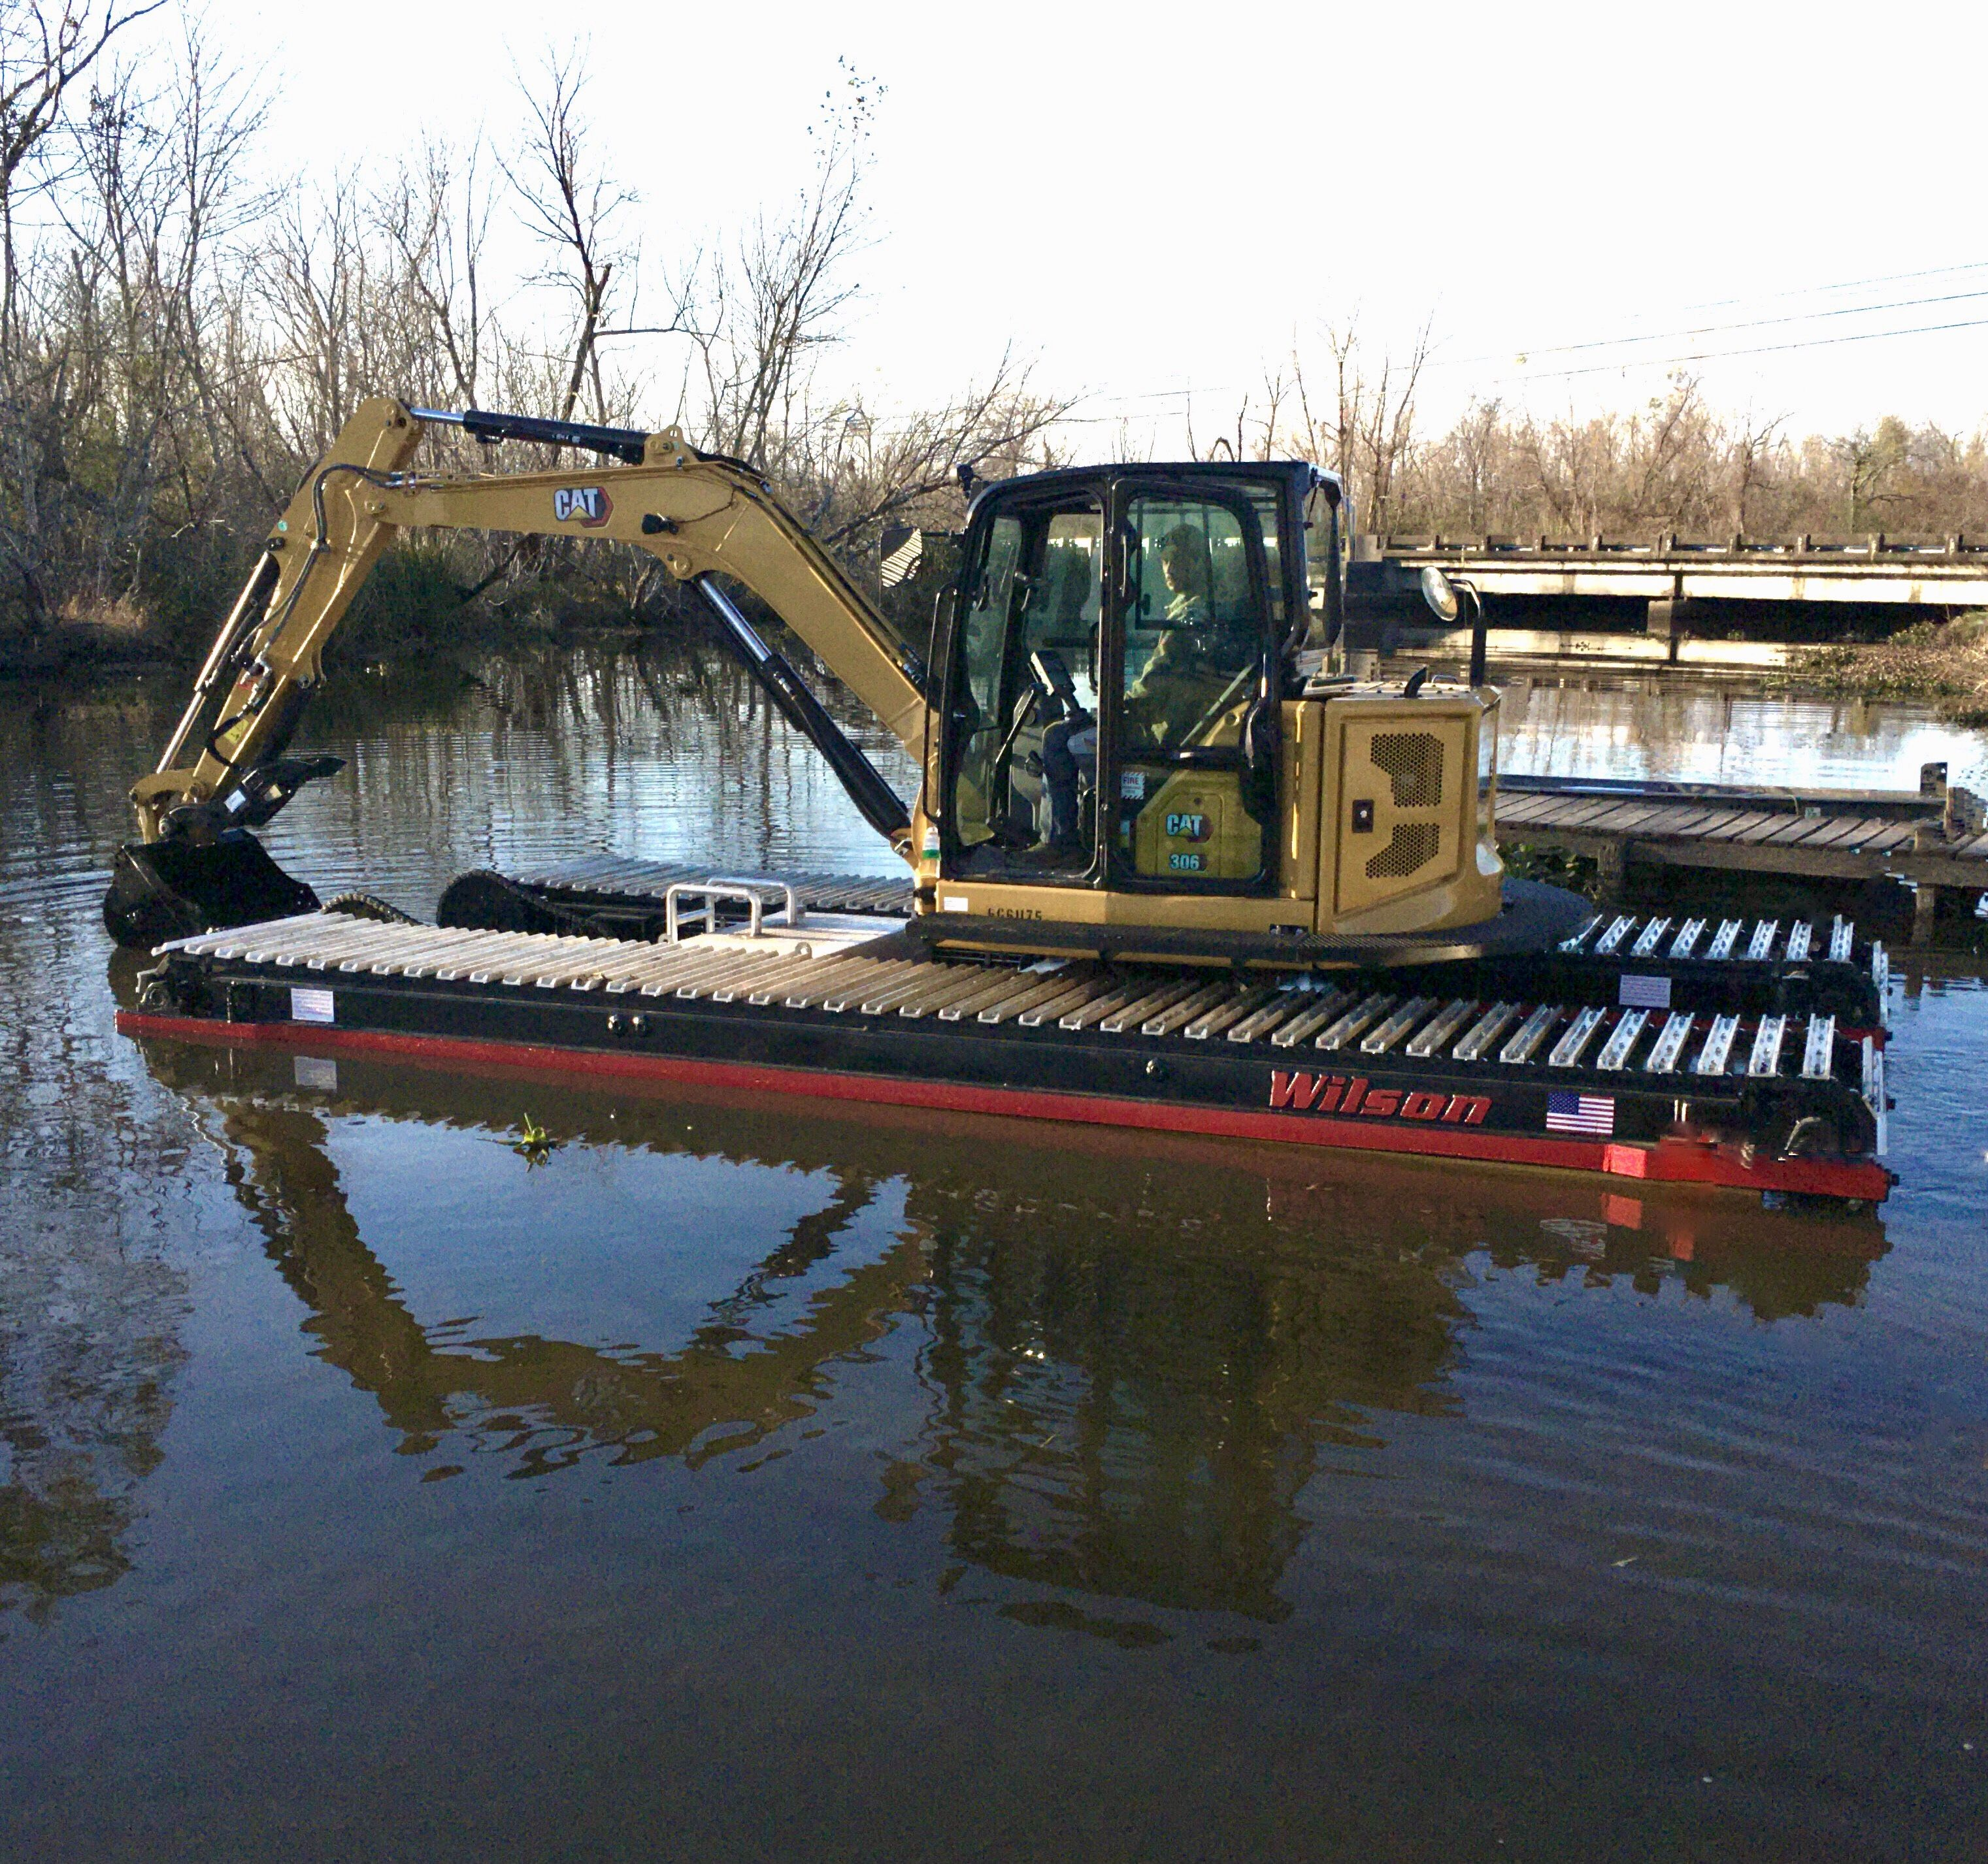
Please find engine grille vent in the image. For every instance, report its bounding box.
[1372,732,1444,808]
[1366,821,1441,879]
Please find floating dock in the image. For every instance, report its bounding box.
[118,877,1893,1205]
[1493,771,1988,937]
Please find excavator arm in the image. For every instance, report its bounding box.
[128,395,931,856]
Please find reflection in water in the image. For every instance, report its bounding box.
[146,1038,1884,1626]
[0,1228,185,1625]
[216,1095,919,1475]
[1492,673,1988,792]
[8,651,1985,1856]
[0,777,191,1626]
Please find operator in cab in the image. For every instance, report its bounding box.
[1040,521,1250,850]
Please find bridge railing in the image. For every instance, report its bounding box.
[1365,532,1988,563]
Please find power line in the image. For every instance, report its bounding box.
[1676,258,1988,315]
[1478,287,1988,367]
[1432,260,1988,372]
[1483,313,1988,385]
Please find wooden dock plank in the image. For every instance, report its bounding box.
[1670,806,1765,834]
[1855,821,1928,853]
[1492,793,1558,823]
[1727,814,1808,844]
[1542,796,1648,830]
[1801,815,1890,850]
[1578,801,1676,832]
[1760,817,1851,847]
[1616,806,1712,838]
[1830,816,1897,848]
[1500,794,1587,826]
[1693,811,1781,842]
[1642,806,1746,838]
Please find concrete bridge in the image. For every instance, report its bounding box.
[1348,531,1988,669]
[1362,531,1988,610]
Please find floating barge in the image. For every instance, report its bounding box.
[118,862,1894,1206]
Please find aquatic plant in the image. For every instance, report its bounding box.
[1776,612,1988,725]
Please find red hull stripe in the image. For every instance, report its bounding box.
[113,1011,1893,1202]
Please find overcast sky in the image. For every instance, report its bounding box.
[196,0,1988,451]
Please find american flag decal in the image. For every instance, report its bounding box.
[1546,1090,1615,1136]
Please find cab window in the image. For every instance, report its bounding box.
[1114,491,1274,885]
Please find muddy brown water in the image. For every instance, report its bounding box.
[3,645,1985,1862]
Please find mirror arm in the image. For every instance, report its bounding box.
[1462,581,1487,687]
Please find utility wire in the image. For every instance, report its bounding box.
[1676,258,1988,315]
[1432,261,1988,371]
[1482,314,1988,384]
[1472,287,1988,367]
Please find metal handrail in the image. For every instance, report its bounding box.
[663,877,805,945]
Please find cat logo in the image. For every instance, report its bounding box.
[1165,811,1210,842]
[553,487,613,527]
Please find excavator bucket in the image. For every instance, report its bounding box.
[103,832,320,949]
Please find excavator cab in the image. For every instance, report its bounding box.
[941,465,1317,895]
[916,460,1553,963]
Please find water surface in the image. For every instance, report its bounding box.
[2,645,1985,1861]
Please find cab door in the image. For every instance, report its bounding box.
[940,486,1106,880]
[1104,483,1281,893]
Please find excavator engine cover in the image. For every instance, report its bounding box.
[103,832,320,949]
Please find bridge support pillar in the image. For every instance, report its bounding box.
[1646,597,1695,661]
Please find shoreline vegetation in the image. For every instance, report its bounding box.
[5,8,1988,688]
[1774,613,1988,725]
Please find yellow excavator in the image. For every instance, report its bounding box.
[105,395,1582,964]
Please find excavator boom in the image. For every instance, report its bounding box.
[110,397,931,941]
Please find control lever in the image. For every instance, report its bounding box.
[1029,649,1089,723]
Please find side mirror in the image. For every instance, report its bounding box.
[1419,565,1461,623]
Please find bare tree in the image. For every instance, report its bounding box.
[0,0,161,338]
[373,136,495,410]
[1276,318,1432,537]
[785,349,1075,559]
[502,46,637,426]
[684,59,877,468]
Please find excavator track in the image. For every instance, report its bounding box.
[118,876,1893,1206]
